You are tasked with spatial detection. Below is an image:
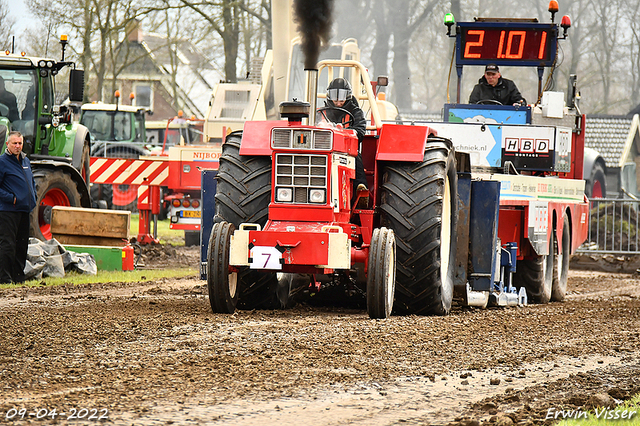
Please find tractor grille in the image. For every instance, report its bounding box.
[275,154,328,204]
[272,128,333,151]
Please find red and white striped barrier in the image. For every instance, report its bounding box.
[89,157,169,186]
[90,157,169,244]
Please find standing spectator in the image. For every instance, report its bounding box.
[0,131,37,283]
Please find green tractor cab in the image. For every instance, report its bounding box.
[0,44,91,240]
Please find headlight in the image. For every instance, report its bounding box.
[276,187,293,202]
[309,189,325,204]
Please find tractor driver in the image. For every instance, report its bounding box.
[469,64,526,106]
[0,76,20,122]
[323,77,368,208]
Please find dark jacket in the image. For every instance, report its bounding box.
[323,96,367,142]
[0,91,20,122]
[469,76,526,106]
[0,150,37,212]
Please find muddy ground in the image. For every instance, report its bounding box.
[1,246,639,425]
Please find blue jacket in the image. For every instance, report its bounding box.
[0,150,37,212]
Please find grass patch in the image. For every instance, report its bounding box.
[0,268,197,290]
[130,214,185,245]
[555,394,640,425]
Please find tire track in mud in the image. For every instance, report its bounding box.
[0,269,639,425]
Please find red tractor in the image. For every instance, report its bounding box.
[202,8,591,319]
[206,61,457,318]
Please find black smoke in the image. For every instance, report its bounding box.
[293,0,334,70]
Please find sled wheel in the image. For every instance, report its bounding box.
[31,170,82,240]
[515,234,553,304]
[367,227,396,319]
[552,213,571,302]
[207,222,238,313]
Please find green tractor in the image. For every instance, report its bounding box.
[80,98,150,211]
[0,37,91,240]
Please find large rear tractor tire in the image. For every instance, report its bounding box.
[30,170,83,240]
[367,227,396,319]
[214,133,272,226]
[214,132,279,310]
[379,137,458,315]
[207,222,238,313]
[551,214,571,302]
[515,235,553,303]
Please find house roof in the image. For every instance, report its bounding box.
[141,33,221,117]
[117,42,163,77]
[116,31,221,118]
[584,115,639,169]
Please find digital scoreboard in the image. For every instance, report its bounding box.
[456,22,558,67]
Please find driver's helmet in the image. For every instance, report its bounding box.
[327,78,352,103]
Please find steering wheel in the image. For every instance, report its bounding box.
[316,106,355,128]
[475,99,503,105]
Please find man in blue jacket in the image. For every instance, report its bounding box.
[0,131,37,283]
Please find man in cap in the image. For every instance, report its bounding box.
[469,64,526,106]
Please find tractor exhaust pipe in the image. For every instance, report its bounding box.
[306,68,318,126]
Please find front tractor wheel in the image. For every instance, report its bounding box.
[207,222,238,313]
[214,132,279,309]
[367,227,397,319]
[379,137,458,315]
[31,170,83,240]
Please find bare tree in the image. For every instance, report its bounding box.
[389,0,440,109]
[27,0,142,101]
[0,0,16,51]
[178,0,241,82]
[623,0,640,110]
[370,0,392,78]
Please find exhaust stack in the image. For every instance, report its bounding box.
[306,68,319,126]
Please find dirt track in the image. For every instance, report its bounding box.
[1,251,639,425]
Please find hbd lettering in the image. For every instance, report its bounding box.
[505,138,550,156]
[546,407,637,420]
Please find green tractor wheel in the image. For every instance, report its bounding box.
[31,170,82,240]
